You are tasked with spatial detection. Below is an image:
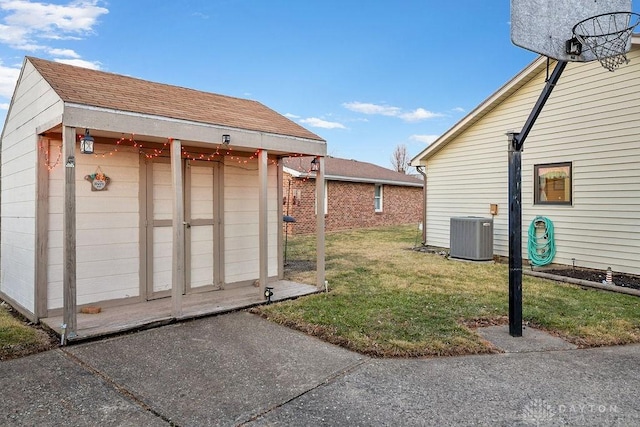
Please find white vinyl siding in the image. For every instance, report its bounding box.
[224,157,278,284]
[1,61,63,313]
[48,144,140,309]
[424,46,640,275]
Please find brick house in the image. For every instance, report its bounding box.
[283,156,423,234]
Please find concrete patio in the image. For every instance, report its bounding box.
[3,311,639,426]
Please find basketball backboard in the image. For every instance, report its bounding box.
[511,0,632,62]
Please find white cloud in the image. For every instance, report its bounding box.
[54,58,100,69]
[300,117,346,129]
[0,0,109,46]
[0,0,108,108]
[284,113,300,119]
[48,48,80,58]
[343,101,442,123]
[452,107,465,113]
[0,22,28,47]
[0,0,108,68]
[410,134,440,145]
[0,61,21,98]
[342,101,400,117]
[0,102,10,109]
[399,108,443,122]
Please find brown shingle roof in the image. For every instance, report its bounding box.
[27,56,324,142]
[283,156,423,186]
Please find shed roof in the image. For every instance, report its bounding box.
[27,56,324,142]
[283,156,423,187]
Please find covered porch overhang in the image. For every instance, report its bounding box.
[37,104,326,343]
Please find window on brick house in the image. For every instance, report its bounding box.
[292,189,301,206]
[374,184,383,212]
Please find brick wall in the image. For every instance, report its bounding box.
[283,174,423,235]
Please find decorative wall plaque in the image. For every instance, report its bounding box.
[84,166,111,191]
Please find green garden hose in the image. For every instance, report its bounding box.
[527,216,556,266]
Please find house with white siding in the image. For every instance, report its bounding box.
[410,37,640,276]
[0,57,327,341]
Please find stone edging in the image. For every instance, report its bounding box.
[524,270,640,297]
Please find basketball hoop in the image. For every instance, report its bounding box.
[571,12,640,71]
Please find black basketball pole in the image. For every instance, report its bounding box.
[507,60,567,337]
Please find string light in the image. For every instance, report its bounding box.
[40,139,62,171]
[43,133,285,170]
[280,153,318,182]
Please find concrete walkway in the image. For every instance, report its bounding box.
[1,311,639,426]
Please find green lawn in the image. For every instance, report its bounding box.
[0,302,54,360]
[254,225,640,357]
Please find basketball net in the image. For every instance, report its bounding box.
[573,12,640,72]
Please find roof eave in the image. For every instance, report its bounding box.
[292,172,423,187]
[409,55,549,166]
[63,103,327,155]
[411,36,640,167]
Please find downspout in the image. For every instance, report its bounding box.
[415,165,427,245]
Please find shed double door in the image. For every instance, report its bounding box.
[145,159,223,300]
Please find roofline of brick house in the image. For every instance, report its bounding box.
[284,167,423,187]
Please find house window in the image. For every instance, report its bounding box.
[534,162,572,205]
[292,189,301,206]
[374,184,383,212]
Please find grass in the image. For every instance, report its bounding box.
[0,301,55,360]
[254,225,640,357]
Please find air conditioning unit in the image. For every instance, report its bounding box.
[450,217,494,261]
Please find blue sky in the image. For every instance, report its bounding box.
[0,1,636,168]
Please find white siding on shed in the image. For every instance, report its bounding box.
[224,156,278,284]
[1,61,63,312]
[47,143,140,309]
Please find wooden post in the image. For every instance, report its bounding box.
[35,136,49,319]
[315,156,325,290]
[276,158,284,279]
[62,126,77,340]
[258,149,268,297]
[171,139,184,317]
[213,161,225,289]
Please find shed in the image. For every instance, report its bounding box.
[0,57,327,341]
[410,37,640,276]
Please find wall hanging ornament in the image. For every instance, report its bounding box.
[85,166,111,191]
